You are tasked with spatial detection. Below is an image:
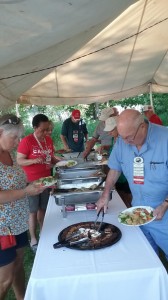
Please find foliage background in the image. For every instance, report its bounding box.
[2,93,168,150]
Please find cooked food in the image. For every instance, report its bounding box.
[89,184,98,190]
[90,171,104,177]
[118,207,154,225]
[34,176,56,187]
[66,160,76,167]
[58,221,121,250]
[56,160,77,168]
[72,184,103,192]
[74,187,89,192]
[66,226,102,245]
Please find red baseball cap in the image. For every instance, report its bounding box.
[71,109,81,120]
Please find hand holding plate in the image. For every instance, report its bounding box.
[25,183,46,196]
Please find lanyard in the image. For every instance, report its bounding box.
[33,133,51,163]
[33,133,48,151]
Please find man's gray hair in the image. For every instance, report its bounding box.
[134,114,144,127]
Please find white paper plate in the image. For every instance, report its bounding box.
[55,160,77,168]
[34,176,57,187]
[118,206,156,226]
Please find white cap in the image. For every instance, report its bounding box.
[99,107,115,121]
[143,105,153,112]
[104,116,118,131]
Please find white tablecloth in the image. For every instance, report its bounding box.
[25,191,168,300]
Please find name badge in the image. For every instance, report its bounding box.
[133,157,144,184]
[46,154,51,162]
[73,130,78,143]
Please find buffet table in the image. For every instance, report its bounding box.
[25,191,168,300]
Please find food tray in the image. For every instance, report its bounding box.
[55,160,102,171]
[57,167,104,179]
[54,189,113,217]
[57,175,106,189]
[61,151,95,160]
[54,189,107,205]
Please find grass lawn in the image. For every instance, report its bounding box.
[6,246,35,300]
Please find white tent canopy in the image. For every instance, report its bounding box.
[0,0,168,109]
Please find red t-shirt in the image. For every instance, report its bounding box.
[17,134,54,182]
[149,114,163,125]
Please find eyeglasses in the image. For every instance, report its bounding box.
[121,123,143,142]
[2,116,20,126]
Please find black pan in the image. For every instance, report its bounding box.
[53,221,122,250]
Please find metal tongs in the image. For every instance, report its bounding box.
[94,208,105,232]
[53,228,89,249]
[53,237,89,249]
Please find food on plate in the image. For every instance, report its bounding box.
[66,160,76,167]
[118,207,154,225]
[33,176,57,187]
[56,160,77,168]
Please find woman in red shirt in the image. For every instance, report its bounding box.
[17,114,61,252]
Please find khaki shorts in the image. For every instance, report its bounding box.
[28,189,50,213]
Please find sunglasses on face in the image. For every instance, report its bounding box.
[2,116,20,125]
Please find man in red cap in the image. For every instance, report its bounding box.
[60,109,88,152]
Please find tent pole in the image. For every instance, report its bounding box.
[95,102,99,119]
[149,83,154,108]
[15,101,20,117]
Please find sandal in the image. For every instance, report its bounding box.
[30,243,38,253]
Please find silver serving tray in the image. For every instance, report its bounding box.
[57,175,105,189]
[54,189,112,206]
[57,168,104,180]
[61,152,95,160]
[55,160,102,171]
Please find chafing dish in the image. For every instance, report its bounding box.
[54,189,113,217]
[54,161,109,217]
[61,151,95,160]
[57,166,103,179]
[55,160,102,171]
[57,175,105,189]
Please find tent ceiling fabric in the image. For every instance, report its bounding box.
[0,0,168,109]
